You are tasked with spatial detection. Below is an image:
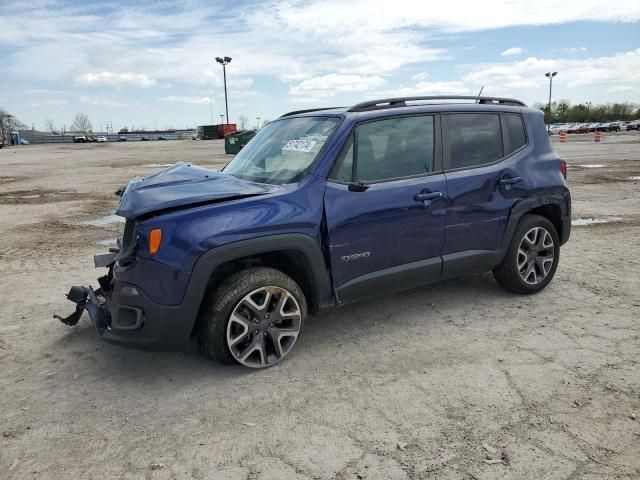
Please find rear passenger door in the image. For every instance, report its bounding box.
[441,112,529,277]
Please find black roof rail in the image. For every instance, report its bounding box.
[279,107,344,118]
[347,96,526,112]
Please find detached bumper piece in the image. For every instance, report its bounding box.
[54,285,112,330]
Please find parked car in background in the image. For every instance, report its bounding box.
[97,136,108,142]
[74,136,87,143]
[56,95,571,368]
[586,123,599,132]
[118,136,127,142]
[596,122,611,132]
[626,121,639,131]
[567,123,589,134]
[549,124,566,135]
[608,122,622,132]
[157,136,167,141]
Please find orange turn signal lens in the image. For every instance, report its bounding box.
[148,228,162,254]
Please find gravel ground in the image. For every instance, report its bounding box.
[1,134,639,480]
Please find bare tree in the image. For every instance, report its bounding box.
[0,107,27,144]
[238,114,249,130]
[44,118,56,133]
[70,112,92,133]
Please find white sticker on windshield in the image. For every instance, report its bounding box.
[282,139,317,153]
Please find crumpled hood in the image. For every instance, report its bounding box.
[115,162,277,219]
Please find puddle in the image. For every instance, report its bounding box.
[74,215,125,227]
[20,194,42,199]
[571,217,623,226]
[143,163,174,168]
[574,164,607,168]
[629,176,640,180]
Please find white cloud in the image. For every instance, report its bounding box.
[412,72,430,81]
[388,81,472,97]
[76,71,156,87]
[289,74,386,98]
[501,47,524,56]
[79,95,128,107]
[29,99,68,107]
[563,47,588,52]
[464,49,640,91]
[160,96,211,105]
[607,85,637,93]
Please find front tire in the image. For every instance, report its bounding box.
[493,215,560,294]
[197,267,307,368]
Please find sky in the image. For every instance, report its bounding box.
[1,0,639,132]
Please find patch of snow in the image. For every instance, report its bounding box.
[571,217,622,226]
[75,215,125,227]
[143,163,174,168]
[628,176,640,180]
[574,164,607,168]
[96,238,117,246]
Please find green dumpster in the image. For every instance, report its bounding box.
[225,130,257,154]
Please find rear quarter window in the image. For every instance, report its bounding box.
[504,113,527,154]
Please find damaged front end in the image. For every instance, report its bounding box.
[54,218,144,334]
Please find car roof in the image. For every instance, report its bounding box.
[280,96,532,121]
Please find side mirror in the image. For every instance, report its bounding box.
[348,181,369,192]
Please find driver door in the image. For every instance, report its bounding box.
[323,115,447,302]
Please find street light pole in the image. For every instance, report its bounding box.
[256,117,261,130]
[544,71,557,133]
[215,56,232,124]
[586,101,592,121]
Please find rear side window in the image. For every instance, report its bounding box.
[355,116,434,182]
[444,113,503,169]
[504,113,527,154]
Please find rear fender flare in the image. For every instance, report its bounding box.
[500,195,569,259]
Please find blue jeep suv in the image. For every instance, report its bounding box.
[56,96,571,368]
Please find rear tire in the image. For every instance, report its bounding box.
[493,214,560,294]
[196,267,307,367]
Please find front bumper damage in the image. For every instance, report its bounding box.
[54,249,145,334]
[53,285,108,328]
[53,225,198,351]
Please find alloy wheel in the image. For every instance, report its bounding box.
[517,226,555,285]
[226,286,302,368]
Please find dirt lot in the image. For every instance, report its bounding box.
[1,134,639,480]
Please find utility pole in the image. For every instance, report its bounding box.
[209,96,214,125]
[256,117,261,130]
[544,72,557,132]
[215,56,232,124]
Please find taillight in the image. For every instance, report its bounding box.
[148,228,162,254]
[560,160,567,179]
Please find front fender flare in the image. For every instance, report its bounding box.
[181,233,334,332]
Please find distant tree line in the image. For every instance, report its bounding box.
[532,100,640,123]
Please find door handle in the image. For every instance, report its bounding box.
[498,176,522,186]
[414,191,443,204]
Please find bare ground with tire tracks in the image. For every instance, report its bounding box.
[1,135,639,479]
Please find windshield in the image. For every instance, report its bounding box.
[223,116,340,184]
